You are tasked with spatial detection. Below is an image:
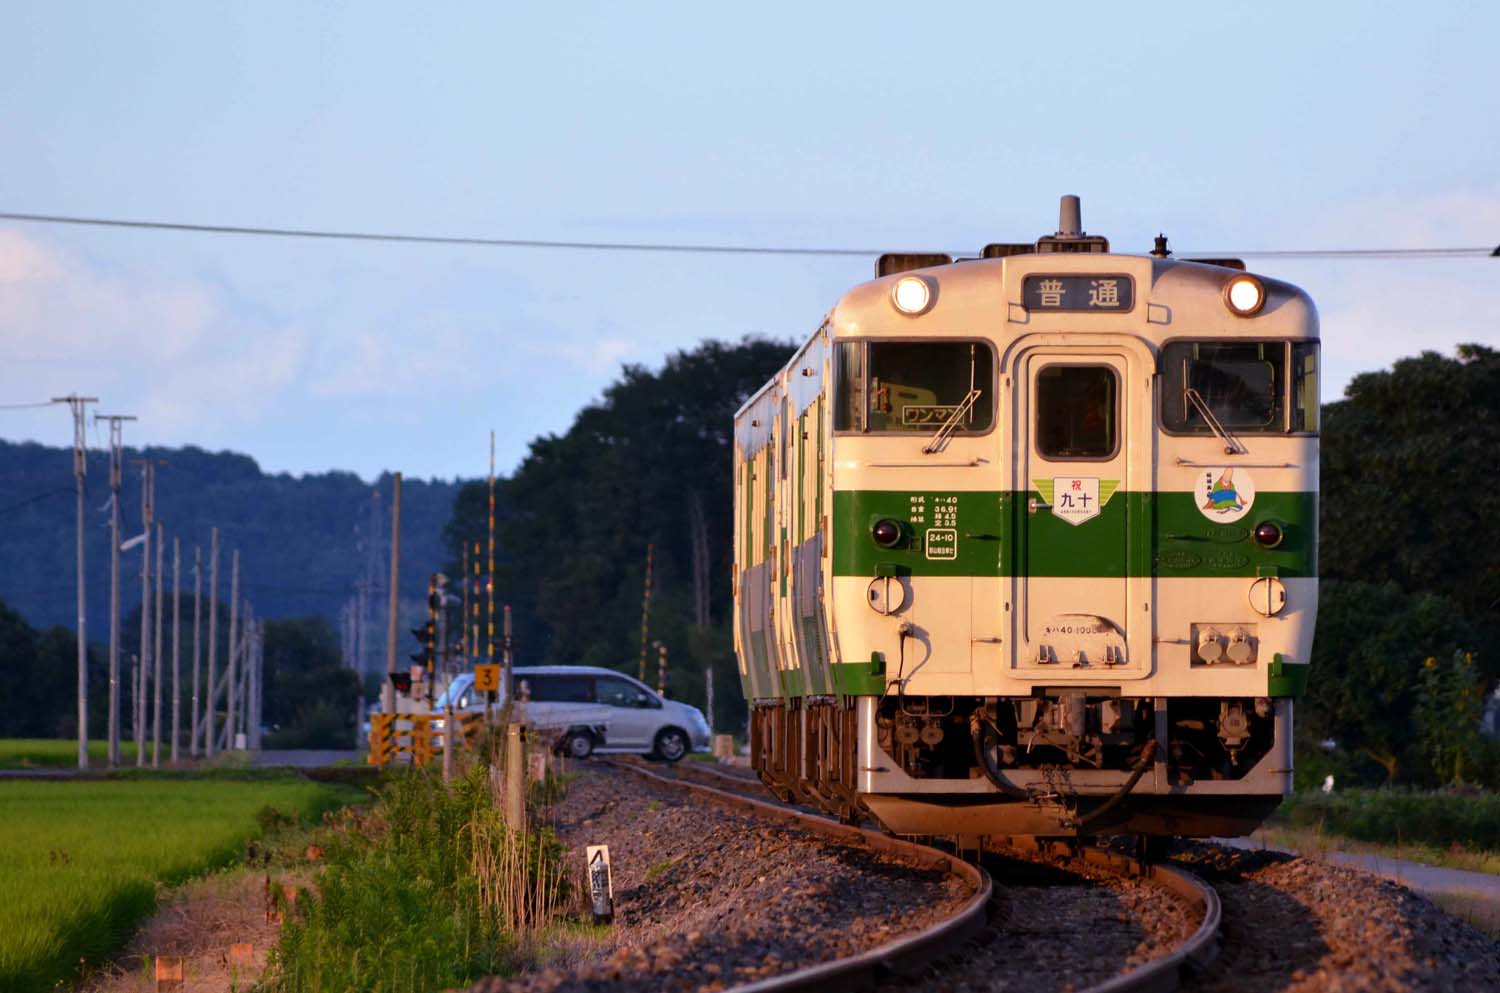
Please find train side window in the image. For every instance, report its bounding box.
[1291,342,1319,433]
[1036,365,1118,459]
[833,342,866,431]
[1160,341,1287,434]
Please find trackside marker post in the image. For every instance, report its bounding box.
[154,954,184,991]
[587,845,614,924]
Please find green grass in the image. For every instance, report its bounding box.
[1274,788,1500,852]
[1257,823,1500,876]
[645,857,676,882]
[0,738,139,769]
[268,763,569,993]
[0,773,362,993]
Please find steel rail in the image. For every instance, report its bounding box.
[614,760,1221,993]
[604,759,991,991]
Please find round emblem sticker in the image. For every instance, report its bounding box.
[1195,467,1255,523]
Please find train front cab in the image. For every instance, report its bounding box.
[829,253,1319,838]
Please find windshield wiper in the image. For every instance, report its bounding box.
[922,390,981,454]
[1185,387,1248,455]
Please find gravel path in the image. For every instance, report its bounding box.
[1176,843,1500,993]
[469,766,973,993]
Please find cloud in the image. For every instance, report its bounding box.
[0,229,307,436]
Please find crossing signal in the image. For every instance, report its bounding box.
[388,672,413,696]
[410,622,435,666]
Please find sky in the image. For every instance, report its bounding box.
[1,1,1496,481]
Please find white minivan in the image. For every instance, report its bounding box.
[433,665,710,762]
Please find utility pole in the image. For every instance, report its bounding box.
[383,473,402,714]
[95,413,133,766]
[190,545,201,756]
[638,542,654,682]
[488,433,496,682]
[170,537,181,765]
[461,543,471,666]
[152,522,164,767]
[249,617,263,750]
[226,549,240,748]
[133,460,156,767]
[470,541,481,677]
[205,528,219,759]
[54,394,97,770]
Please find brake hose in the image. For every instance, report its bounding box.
[1076,739,1158,830]
[969,711,1030,800]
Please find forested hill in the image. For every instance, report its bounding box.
[0,440,457,634]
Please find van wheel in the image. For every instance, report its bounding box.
[563,731,594,760]
[653,728,689,763]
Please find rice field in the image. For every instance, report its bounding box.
[0,738,139,769]
[0,773,361,993]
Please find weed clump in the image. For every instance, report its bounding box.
[268,752,569,992]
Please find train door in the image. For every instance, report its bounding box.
[1012,343,1148,677]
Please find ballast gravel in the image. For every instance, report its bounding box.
[882,848,1199,993]
[1176,843,1500,993]
[469,765,972,993]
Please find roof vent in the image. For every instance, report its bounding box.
[1035,195,1109,254]
[876,252,953,277]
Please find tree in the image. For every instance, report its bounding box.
[1304,580,1478,783]
[443,336,794,731]
[1321,345,1500,682]
[1416,650,1486,786]
[262,616,361,748]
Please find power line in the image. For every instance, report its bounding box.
[0,210,875,257]
[0,399,60,410]
[1,209,1494,261]
[0,486,74,517]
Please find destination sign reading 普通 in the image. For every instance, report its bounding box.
[1022,274,1135,312]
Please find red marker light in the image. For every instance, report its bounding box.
[1253,521,1284,548]
[871,519,903,548]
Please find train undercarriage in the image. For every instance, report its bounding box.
[750,693,1291,837]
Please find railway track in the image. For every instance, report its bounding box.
[613,758,1221,993]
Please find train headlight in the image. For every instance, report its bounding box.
[1225,275,1265,316]
[891,276,934,316]
[1253,520,1284,548]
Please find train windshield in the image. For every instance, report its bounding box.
[834,340,994,433]
[1160,341,1318,434]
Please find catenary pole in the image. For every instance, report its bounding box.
[54,395,96,769]
[134,462,154,767]
[226,550,240,748]
[190,545,201,756]
[96,414,133,766]
[205,528,219,758]
[170,537,181,764]
[152,522,163,767]
[382,473,402,714]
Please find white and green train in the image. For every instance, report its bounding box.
[733,197,1317,838]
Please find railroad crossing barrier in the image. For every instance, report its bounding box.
[366,711,488,766]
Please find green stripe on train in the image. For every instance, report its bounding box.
[830,489,1315,578]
